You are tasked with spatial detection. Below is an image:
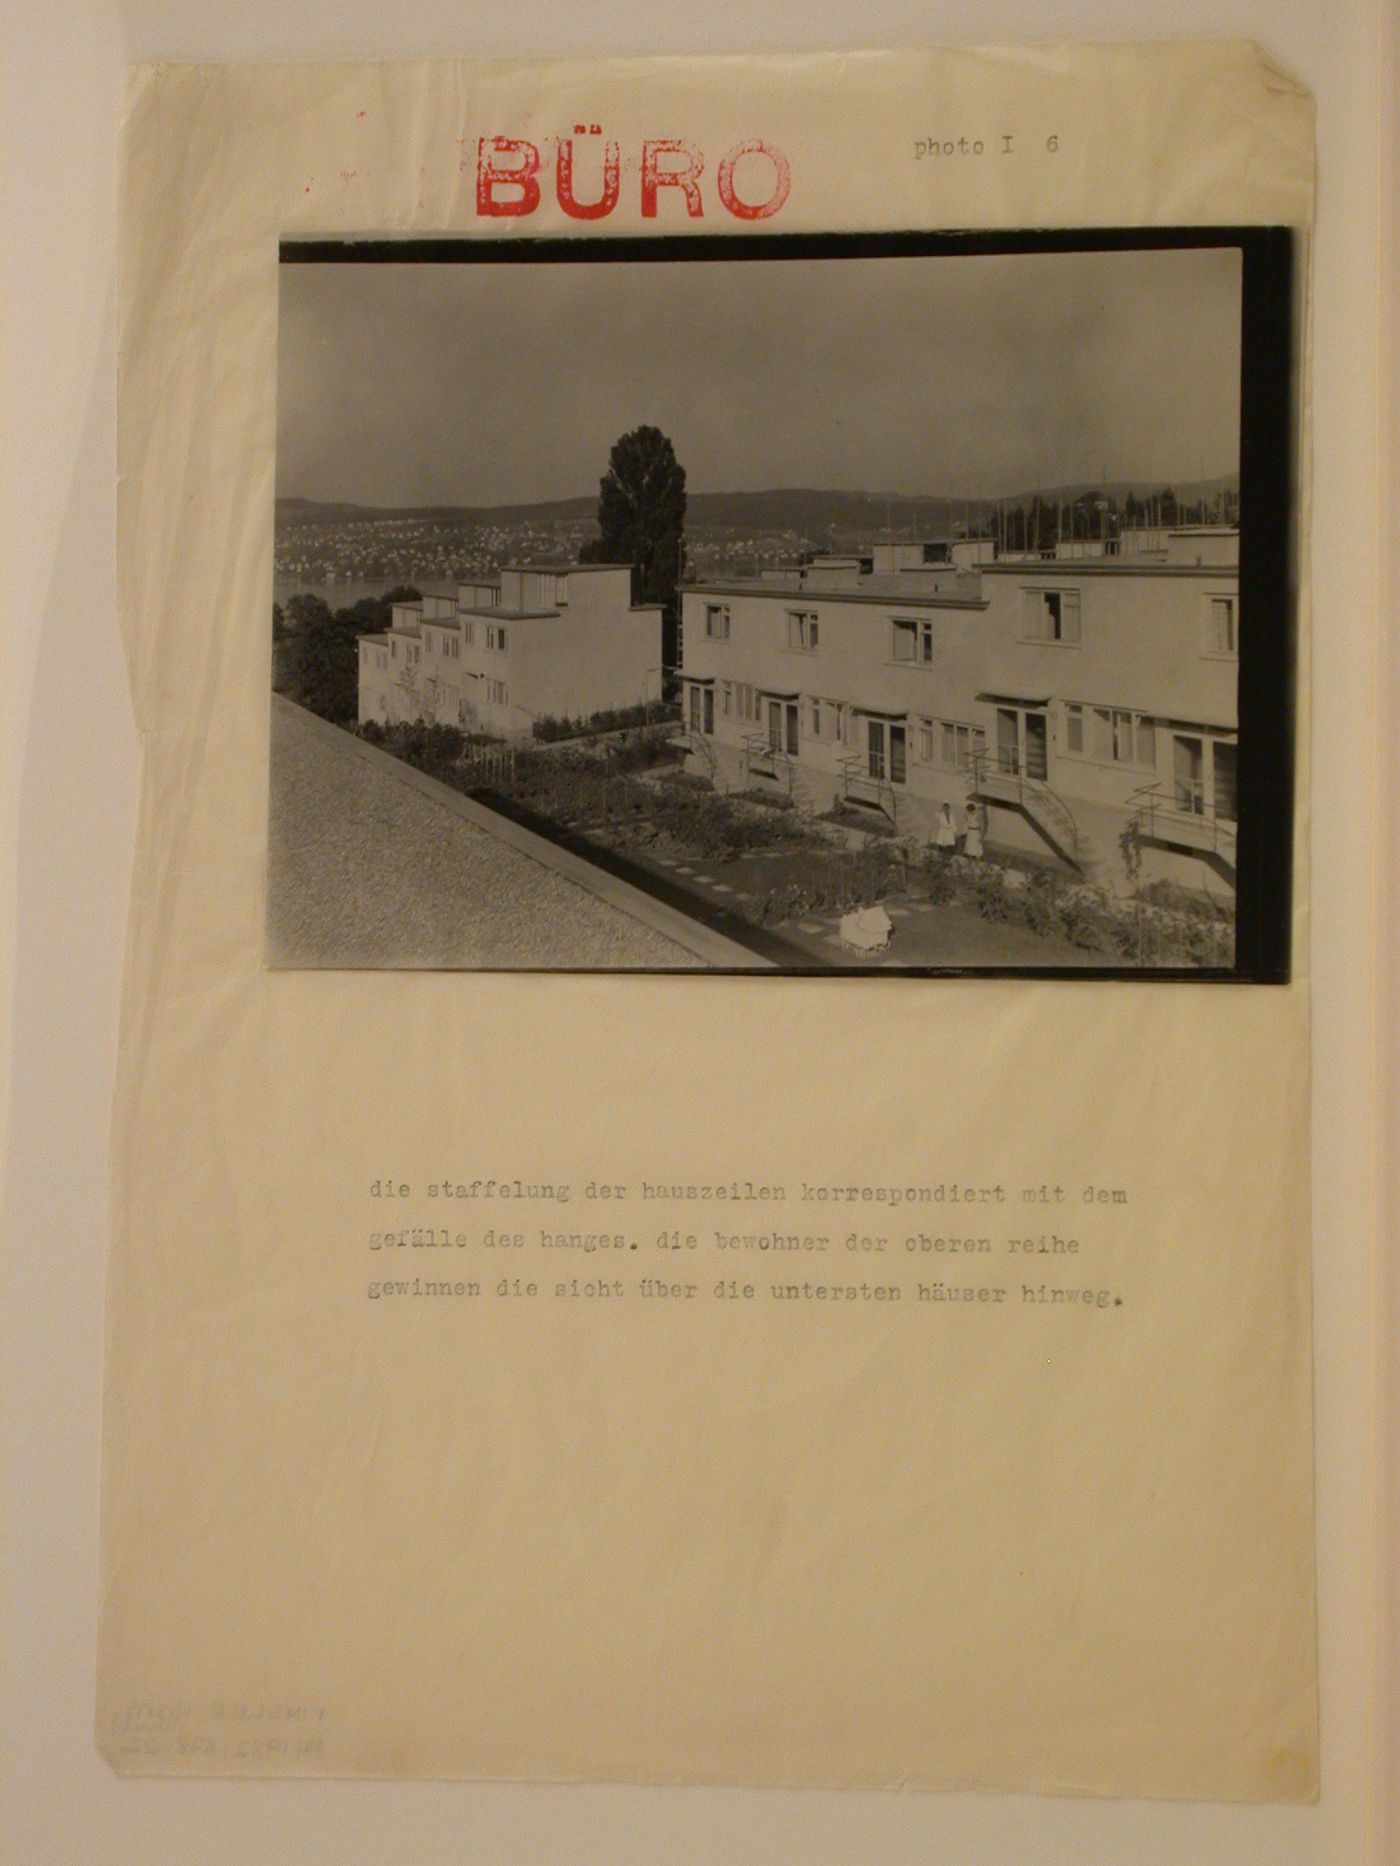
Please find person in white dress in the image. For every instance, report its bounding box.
[963,801,984,859]
[934,802,958,855]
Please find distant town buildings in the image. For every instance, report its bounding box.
[356,563,663,737]
[678,527,1241,898]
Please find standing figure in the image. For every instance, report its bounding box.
[935,802,958,855]
[963,801,985,860]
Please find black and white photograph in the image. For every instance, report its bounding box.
[268,230,1294,976]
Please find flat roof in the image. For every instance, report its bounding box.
[499,561,631,575]
[460,605,560,620]
[980,561,1237,578]
[683,580,987,611]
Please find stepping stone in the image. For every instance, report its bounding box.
[709,882,734,893]
[888,906,912,918]
[694,874,716,884]
[674,865,695,875]
[798,921,825,934]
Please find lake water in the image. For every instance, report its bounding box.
[272,576,457,612]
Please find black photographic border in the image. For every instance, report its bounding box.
[278,227,1297,984]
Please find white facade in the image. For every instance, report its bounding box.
[678,531,1242,897]
[357,563,663,740]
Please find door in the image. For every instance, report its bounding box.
[784,702,799,756]
[767,700,783,752]
[1024,710,1048,780]
[867,720,887,781]
[703,686,714,735]
[1173,735,1205,814]
[996,707,1020,775]
[889,723,907,785]
[1213,741,1238,823]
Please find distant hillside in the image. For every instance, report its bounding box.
[276,494,596,528]
[277,476,1239,538]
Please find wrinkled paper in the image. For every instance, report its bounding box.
[99,42,1317,1797]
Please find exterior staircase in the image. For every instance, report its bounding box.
[836,752,899,828]
[742,732,822,813]
[967,750,1085,873]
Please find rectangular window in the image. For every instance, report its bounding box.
[1087,704,1156,767]
[931,719,981,770]
[787,610,819,651]
[463,620,475,644]
[919,718,935,762]
[721,682,733,719]
[1021,587,1082,643]
[705,604,730,640]
[554,575,569,606]
[891,618,933,663]
[1065,703,1084,754]
[1207,595,1238,655]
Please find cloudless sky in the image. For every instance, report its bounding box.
[276,245,1241,507]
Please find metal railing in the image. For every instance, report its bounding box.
[838,752,898,824]
[744,730,792,776]
[967,750,1080,865]
[1129,783,1238,858]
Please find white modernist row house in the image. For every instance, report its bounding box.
[357,563,663,740]
[678,528,1242,897]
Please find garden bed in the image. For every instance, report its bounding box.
[353,719,1234,968]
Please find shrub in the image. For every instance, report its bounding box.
[532,702,680,742]
[1057,888,1118,953]
[969,864,1012,922]
[915,853,958,905]
[1021,870,1064,939]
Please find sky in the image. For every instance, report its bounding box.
[276,245,1242,508]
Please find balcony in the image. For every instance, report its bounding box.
[1130,784,1237,859]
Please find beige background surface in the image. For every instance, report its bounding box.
[2,0,1396,1858]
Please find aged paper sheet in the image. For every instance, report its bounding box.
[99,42,1317,1797]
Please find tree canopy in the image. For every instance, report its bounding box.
[579,425,687,616]
[275,585,422,725]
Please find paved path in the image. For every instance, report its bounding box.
[265,701,700,970]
